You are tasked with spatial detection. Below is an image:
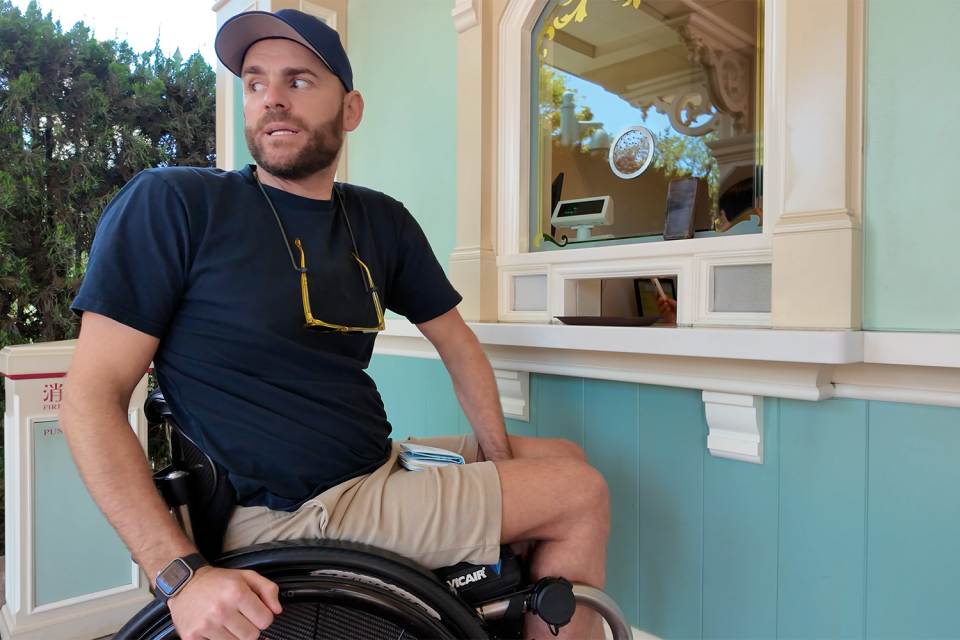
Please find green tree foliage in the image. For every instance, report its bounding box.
[0,0,215,372]
[653,128,720,205]
[539,66,594,144]
[0,2,217,519]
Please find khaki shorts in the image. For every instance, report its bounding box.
[222,434,502,570]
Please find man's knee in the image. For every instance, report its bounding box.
[555,438,589,464]
[555,458,609,518]
[559,461,610,540]
[497,457,609,544]
[583,463,610,519]
[513,435,588,463]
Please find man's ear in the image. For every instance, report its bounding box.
[343,90,364,133]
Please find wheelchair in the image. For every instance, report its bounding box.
[115,390,631,640]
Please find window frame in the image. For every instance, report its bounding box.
[496,0,786,326]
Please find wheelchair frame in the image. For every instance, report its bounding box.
[115,390,631,640]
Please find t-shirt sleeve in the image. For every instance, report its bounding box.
[386,208,462,325]
[71,170,193,338]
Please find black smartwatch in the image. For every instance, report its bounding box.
[155,553,208,601]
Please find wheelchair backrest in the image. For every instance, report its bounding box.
[146,389,236,559]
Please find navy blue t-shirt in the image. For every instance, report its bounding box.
[72,165,461,511]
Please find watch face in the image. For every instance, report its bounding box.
[157,559,190,595]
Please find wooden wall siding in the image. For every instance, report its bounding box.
[701,398,779,640]
[778,399,867,639]
[367,355,960,639]
[638,386,706,640]
[585,380,641,628]
[866,403,960,639]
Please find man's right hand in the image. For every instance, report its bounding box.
[166,566,282,640]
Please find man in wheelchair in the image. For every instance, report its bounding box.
[60,9,611,640]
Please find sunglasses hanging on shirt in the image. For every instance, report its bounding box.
[254,171,385,334]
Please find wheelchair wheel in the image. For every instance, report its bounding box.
[116,541,489,640]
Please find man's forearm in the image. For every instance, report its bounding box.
[61,386,196,579]
[440,334,512,462]
[417,309,512,461]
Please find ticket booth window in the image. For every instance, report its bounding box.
[530,0,763,250]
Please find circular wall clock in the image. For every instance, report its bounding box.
[609,126,656,179]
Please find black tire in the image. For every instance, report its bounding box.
[116,541,489,640]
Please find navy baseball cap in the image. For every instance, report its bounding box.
[215,9,353,93]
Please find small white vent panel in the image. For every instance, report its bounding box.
[713,264,771,313]
[513,275,548,312]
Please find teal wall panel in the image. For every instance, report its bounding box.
[347,0,457,276]
[457,405,472,436]
[423,358,461,437]
[702,399,779,640]
[866,403,960,639]
[583,379,640,628]
[367,355,426,439]
[638,385,704,640]
[864,0,960,330]
[367,356,461,440]
[536,374,585,448]
[777,398,867,640]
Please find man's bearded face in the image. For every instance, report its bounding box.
[245,104,344,181]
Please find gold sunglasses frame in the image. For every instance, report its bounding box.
[295,238,385,334]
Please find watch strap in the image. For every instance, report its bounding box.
[181,552,208,573]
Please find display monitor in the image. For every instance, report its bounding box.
[550,196,614,242]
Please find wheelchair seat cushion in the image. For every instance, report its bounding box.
[222,435,503,570]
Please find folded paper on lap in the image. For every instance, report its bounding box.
[399,443,465,471]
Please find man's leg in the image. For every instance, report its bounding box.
[481,436,610,640]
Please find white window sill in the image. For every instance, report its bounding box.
[467,322,862,364]
[383,319,861,364]
[377,319,960,404]
[384,319,960,370]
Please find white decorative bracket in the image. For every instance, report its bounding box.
[494,369,529,422]
[452,0,481,34]
[703,391,763,464]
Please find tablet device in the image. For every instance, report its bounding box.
[663,177,699,240]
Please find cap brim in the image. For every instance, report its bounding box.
[215,11,331,77]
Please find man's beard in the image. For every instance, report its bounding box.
[245,106,344,181]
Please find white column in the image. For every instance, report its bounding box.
[770,0,865,329]
[450,0,499,322]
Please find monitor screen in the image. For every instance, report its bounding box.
[556,199,604,218]
[551,173,564,213]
